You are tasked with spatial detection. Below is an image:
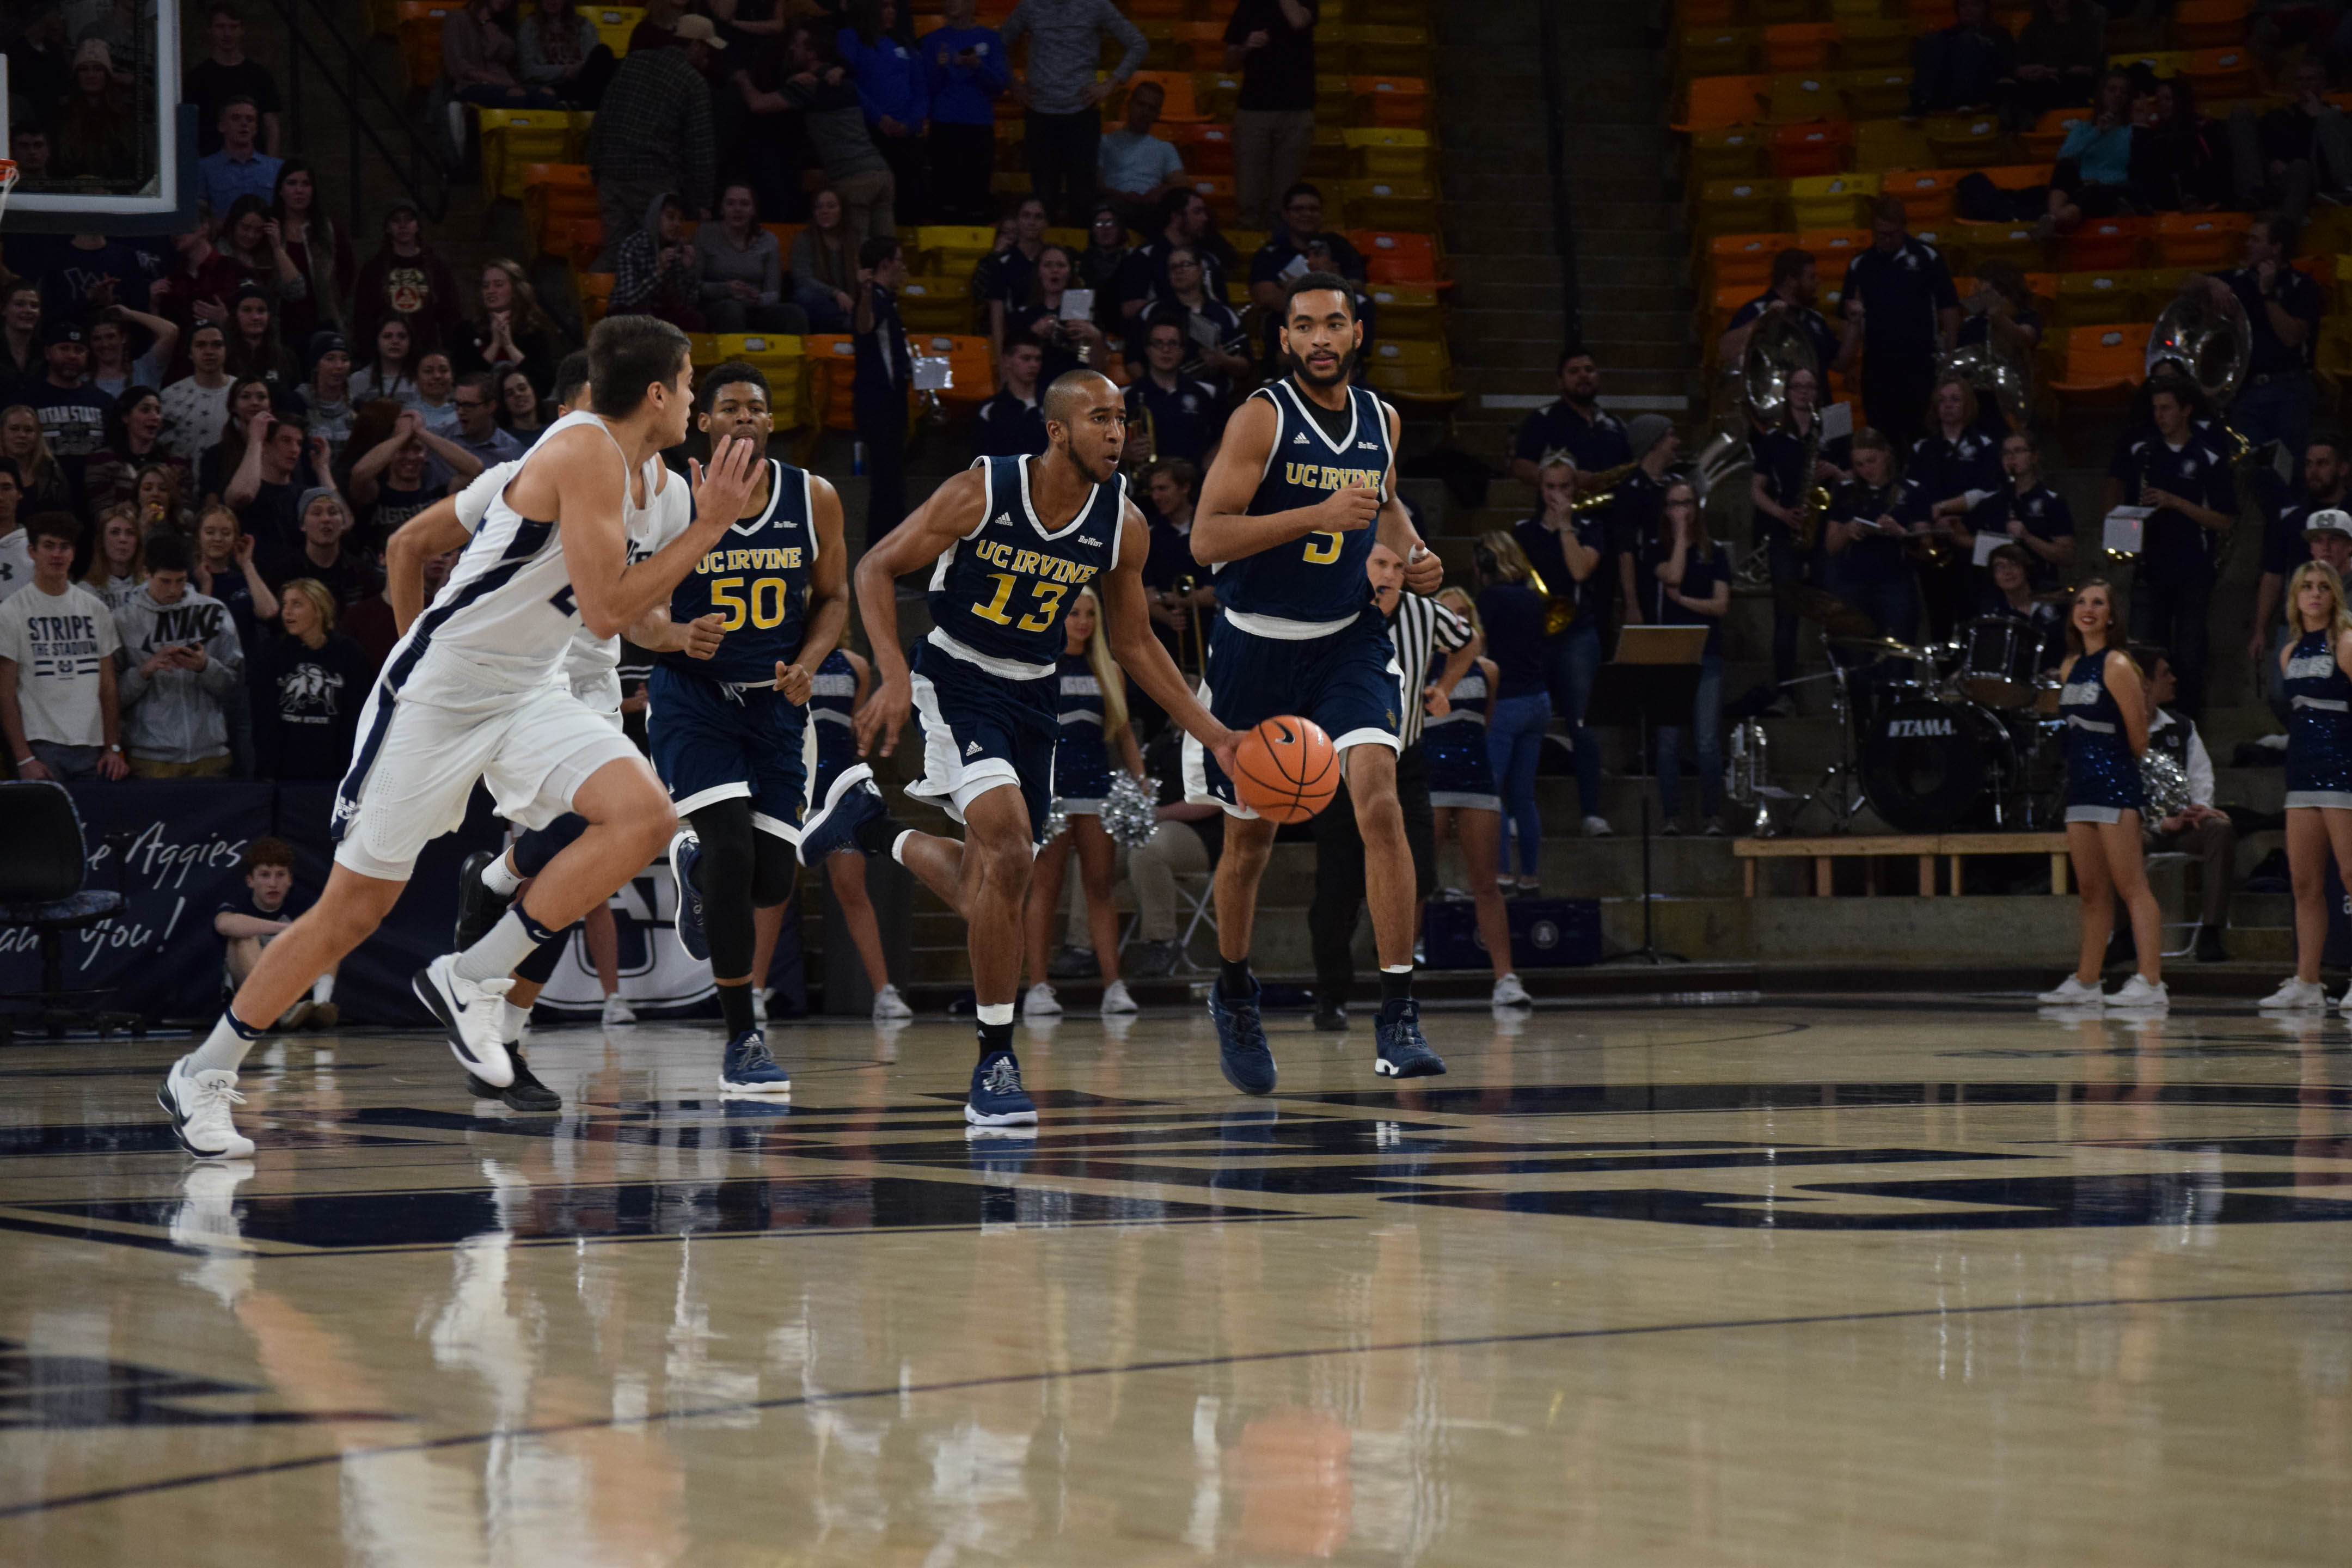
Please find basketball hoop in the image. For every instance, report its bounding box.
[0,161,17,225]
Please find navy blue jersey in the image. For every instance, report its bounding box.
[808,647,859,793]
[2061,648,2143,813]
[927,455,1125,673]
[664,459,817,685]
[2284,626,2352,803]
[1214,379,1394,628]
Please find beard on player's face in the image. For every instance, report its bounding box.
[1284,336,1357,388]
[1057,428,1120,484]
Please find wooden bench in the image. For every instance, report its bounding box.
[1733,832,2071,897]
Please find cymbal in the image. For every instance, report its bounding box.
[1827,634,1932,663]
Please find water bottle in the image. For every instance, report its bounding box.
[852,441,867,476]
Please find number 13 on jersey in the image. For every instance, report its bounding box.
[970,572,1070,633]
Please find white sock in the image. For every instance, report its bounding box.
[311,974,334,1004]
[481,850,525,896]
[499,1000,529,1045]
[187,1012,262,1075]
[977,1002,1014,1027]
[1381,963,1412,975]
[455,908,547,983]
[891,829,915,865]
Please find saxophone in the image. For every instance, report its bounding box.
[1787,417,1830,553]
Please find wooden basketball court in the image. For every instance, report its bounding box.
[0,1000,2345,1563]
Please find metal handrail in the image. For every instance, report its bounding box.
[267,0,453,230]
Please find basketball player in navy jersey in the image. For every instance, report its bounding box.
[853,370,1244,1127]
[644,362,856,1093]
[1185,270,1448,1088]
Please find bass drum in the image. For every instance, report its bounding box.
[1860,698,2017,832]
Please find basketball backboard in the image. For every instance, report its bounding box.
[2,2,186,222]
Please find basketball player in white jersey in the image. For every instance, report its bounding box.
[158,316,760,1159]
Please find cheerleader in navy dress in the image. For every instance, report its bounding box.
[2040,579,2167,1009]
[2262,561,2352,1010]
[1430,585,1528,1005]
[1022,588,1147,1020]
[806,648,911,1021]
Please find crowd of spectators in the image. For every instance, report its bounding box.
[0,0,1364,797]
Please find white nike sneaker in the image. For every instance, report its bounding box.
[872,983,914,1021]
[1491,972,1533,1007]
[1024,981,1062,1018]
[157,1056,255,1160]
[2036,974,2105,1006]
[1100,980,1138,1015]
[1582,815,1614,838]
[2258,977,2327,1010]
[2106,973,2170,1010]
[601,993,638,1027]
[2338,982,2352,1016]
[414,953,518,1087]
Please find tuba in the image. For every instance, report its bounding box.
[1935,325,2036,430]
[2146,281,2252,407]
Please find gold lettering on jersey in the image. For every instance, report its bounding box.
[1283,463,1383,492]
[966,536,1100,587]
[696,547,804,573]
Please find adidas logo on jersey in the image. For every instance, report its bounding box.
[1293,432,1310,445]
[965,740,983,756]
[993,512,1013,528]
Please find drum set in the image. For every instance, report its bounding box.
[1750,593,2069,836]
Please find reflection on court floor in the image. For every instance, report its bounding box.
[0,1002,2346,1565]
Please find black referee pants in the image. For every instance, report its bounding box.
[1309,743,1435,1005]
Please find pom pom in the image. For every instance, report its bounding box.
[1038,799,1070,845]
[1100,771,1161,849]
[2140,750,2190,836]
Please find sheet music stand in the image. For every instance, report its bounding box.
[1588,627,1708,965]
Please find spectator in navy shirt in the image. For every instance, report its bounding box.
[1513,452,1612,834]
[1909,375,2004,638]
[1509,345,1631,492]
[1118,188,1229,325]
[1747,364,1849,701]
[25,320,110,475]
[1248,182,1364,364]
[1821,428,1924,653]
[2114,377,2237,716]
[1475,531,1554,889]
[1124,313,1225,468]
[1840,198,1960,451]
[853,236,913,541]
[923,0,1010,224]
[1639,479,1732,835]
[973,336,1048,457]
[2191,212,2325,456]
[1991,428,2073,590]
[1716,248,1842,378]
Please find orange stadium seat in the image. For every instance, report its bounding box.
[2182,46,2259,102]
[1351,230,1445,285]
[916,334,997,411]
[522,163,598,256]
[2063,215,2154,271]
[2156,210,2252,268]
[1765,22,1841,72]
[2173,0,2253,48]
[807,335,860,432]
[1771,121,1856,178]
[397,1,457,93]
[1691,127,1772,180]
[1706,232,1795,293]
[1680,75,1771,130]
[2048,323,2152,400]
[1347,77,1431,129]
[1752,0,1821,23]
[1681,0,1743,26]
[2023,108,2091,162]
[1795,226,1871,264]
[1882,167,1967,224]
[578,271,615,324]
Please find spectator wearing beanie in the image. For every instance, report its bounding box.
[113,533,244,779]
[587,17,721,267]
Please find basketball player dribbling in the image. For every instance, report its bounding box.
[853,370,1243,1128]
[157,316,760,1159]
[1184,270,1449,1089]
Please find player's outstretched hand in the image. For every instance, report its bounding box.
[855,671,913,758]
[678,612,724,660]
[1314,486,1382,534]
[689,434,760,526]
[1402,544,1443,595]
[774,660,813,704]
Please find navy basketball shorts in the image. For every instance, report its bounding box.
[647,665,811,843]
[1183,611,1405,818]
[907,638,1058,836]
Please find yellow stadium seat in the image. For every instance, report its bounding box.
[1854,117,1932,170]
[1787,172,1879,228]
[1695,177,1786,238]
[1767,73,1845,121]
[1363,336,1457,400]
[1679,27,1759,78]
[1837,17,1914,70]
[1923,113,2002,167]
[1336,177,1438,231]
[1365,282,1443,338]
[1690,127,1771,181]
[1835,68,1912,118]
[1944,220,2040,274]
[897,280,971,333]
[1344,25,1429,78]
[1343,127,1432,180]
[1765,22,1841,72]
[915,224,998,277]
[477,108,590,201]
[586,5,642,55]
[2108,50,2188,76]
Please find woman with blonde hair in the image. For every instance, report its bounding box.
[461,258,564,391]
[1025,586,1148,1020]
[1475,528,1553,891]
[1426,586,1529,1007]
[1520,448,1611,835]
[253,578,370,780]
[2038,578,2167,1009]
[0,405,71,514]
[2259,561,2352,1010]
[81,504,146,611]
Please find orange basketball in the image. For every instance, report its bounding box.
[1230,715,1339,823]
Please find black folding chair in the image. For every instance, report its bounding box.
[0,781,144,1043]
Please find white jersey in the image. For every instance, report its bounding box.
[394,410,672,707]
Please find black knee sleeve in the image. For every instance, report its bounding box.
[750,830,799,908]
[511,813,589,878]
[512,921,578,984]
[688,800,761,976]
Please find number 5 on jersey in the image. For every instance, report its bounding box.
[1303,531,1344,564]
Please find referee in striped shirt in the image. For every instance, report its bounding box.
[1309,541,1477,1031]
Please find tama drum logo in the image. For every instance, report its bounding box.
[1886,715,1956,737]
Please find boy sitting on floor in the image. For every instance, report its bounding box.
[215,837,337,1029]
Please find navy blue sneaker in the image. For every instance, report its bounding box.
[668,829,708,963]
[1209,979,1278,1095]
[454,849,513,950]
[1374,999,1447,1078]
[719,1028,790,1094]
[966,1049,1038,1125]
[798,764,886,867]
